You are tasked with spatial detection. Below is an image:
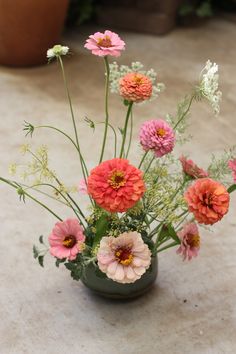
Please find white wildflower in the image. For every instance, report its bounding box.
[198,60,222,115]
[47,45,69,59]
[109,61,165,101]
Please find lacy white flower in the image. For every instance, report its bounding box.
[47,45,69,59]
[198,60,222,115]
[109,61,165,101]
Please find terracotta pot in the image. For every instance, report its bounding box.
[0,0,69,67]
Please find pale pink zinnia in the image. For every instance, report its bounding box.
[179,155,208,179]
[84,30,125,57]
[49,218,85,260]
[228,159,236,183]
[119,72,152,102]
[185,178,230,225]
[139,119,175,157]
[97,231,151,284]
[176,223,200,261]
[87,158,145,213]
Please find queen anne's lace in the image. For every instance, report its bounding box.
[198,60,222,115]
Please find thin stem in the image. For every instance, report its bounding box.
[99,56,110,163]
[119,102,133,158]
[157,241,178,253]
[138,151,148,169]
[125,108,133,159]
[97,122,117,158]
[58,56,88,182]
[144,155,155,176]
[27,183,85,227]
[0,177,62,221]
[174,95,194,130]
[35,125,88,178]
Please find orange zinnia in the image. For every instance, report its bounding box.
[184,178,230,225]
[87,158,145,213]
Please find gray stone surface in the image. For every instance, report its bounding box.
[0,20,236,354]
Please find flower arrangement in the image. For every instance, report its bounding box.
[1,30,236,295]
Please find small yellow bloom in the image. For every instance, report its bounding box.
[8,163,17,176]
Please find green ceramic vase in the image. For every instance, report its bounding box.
[81,256,158,299]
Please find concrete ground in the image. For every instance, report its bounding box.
[0,19,236,354]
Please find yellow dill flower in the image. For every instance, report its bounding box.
[20,144,30,154]
[8,163,17,176]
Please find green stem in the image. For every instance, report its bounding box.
[27,183,85,227]
[99,56,110,163]
[0,177,62,221]
[174,95,195,130]
[35,125,88,178]
[157,241,178,253]
[97,122,117,158]
[125,108,133,159]
[144,155,155,176]
[58,56,87,182]
[138,151,148,169]
[119,102,133,158]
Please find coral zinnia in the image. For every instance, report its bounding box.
[119,72,152,102]
[87,158,145,213]
[176,223,200,261]
[84,30,125,57]
[184,178,230,225]
[97,231,151,284]
[228,159,236,183]
[139,119,175,157]
[179,155,208,179]
[49,218,85,260]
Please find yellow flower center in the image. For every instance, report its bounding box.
[108,170,126,189]
[156,128,166,137]
[97,36,112,48]
[188,234,200,248]
[62,235,76,248]
[133,74,143,85]
[115,248,133,266]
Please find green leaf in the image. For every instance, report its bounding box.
[39,235,44,244]
[92,214,109,251]
[33,245,39,259]
[38,255,44,267]
[65,262,83,281]
[167,224,181,244]
[55,258,66,267]
[158,224,181,244]
[228,184,236,193]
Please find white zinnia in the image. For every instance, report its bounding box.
[199,60,222,115]
[47,45,69,59]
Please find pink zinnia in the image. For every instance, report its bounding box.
[228,159,236,183]
[185,178,230,225]
[87,158,145,213]
[97,231,151,284]
[119,72,152,102]
[84,30,125,57]
[139,119,175,157]
[49,218,85,260]
[179,155,208,179]
[176,223,200,261]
